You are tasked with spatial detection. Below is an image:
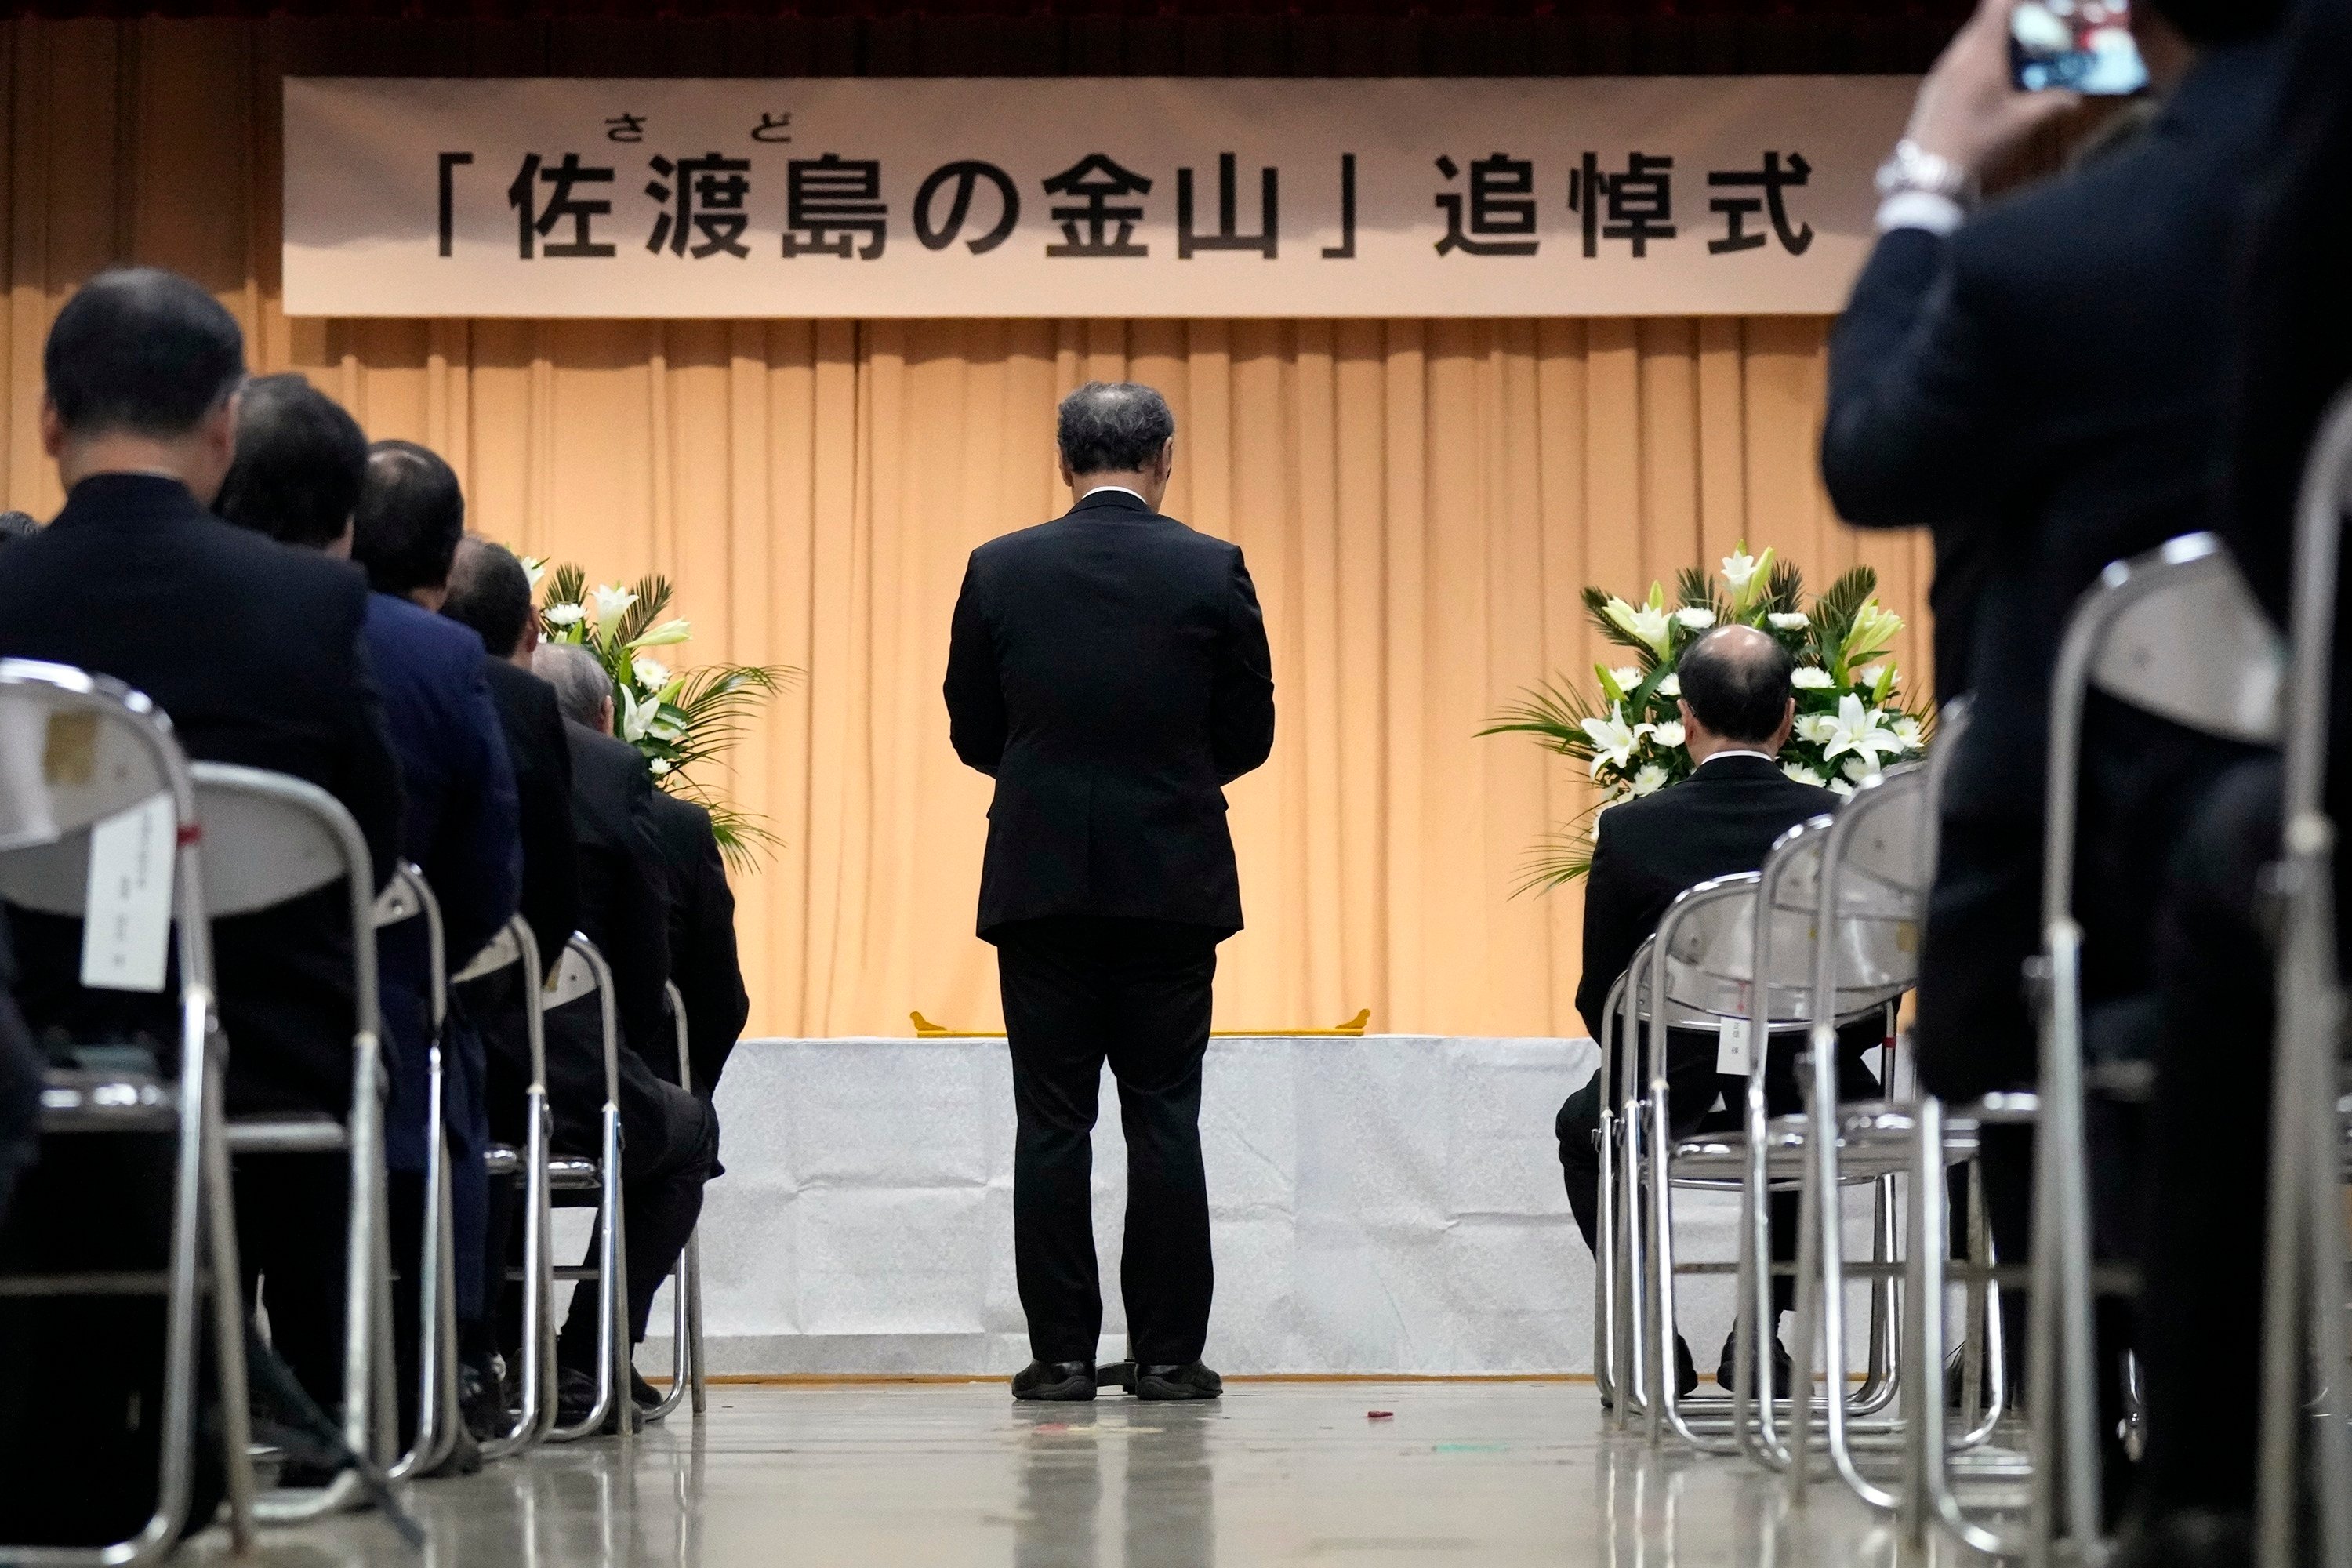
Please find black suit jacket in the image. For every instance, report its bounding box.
[1576,755,1844,1046]
[1823,38,2286,824]
[644,791,749,1096]
[944,488,1276,938]
[0,474,404,1116]
[477,659,580,979]
[541,721,675,1153]
[0,913,38,1229]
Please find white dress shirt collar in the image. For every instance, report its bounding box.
[1697,748,1777,768]
[1080,484,1151,506]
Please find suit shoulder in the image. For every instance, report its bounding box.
[370,593,486,670]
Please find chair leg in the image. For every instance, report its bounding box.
[686,1232,708,1417]
[200,1059,258,1556]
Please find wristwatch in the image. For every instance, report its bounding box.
[1875,139,1971,204]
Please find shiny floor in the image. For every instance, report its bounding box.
[192,1381,1992,1566]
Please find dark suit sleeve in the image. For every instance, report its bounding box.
[1820,227,2014,531]
[1573,812,1645,1047]
[520,685,583,980]
[610,766,675,1069]
[1210,546,1276,784]
[430,659,524,970]
[672,809,750,1094]
[0,911,41,1226]
[338,623,407,895]
[944,556,1007,776]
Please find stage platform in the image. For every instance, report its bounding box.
[637,1034,1831,1377]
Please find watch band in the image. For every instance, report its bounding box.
[1874,139,1970,203]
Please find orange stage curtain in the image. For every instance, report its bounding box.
[0,18,1933,1038]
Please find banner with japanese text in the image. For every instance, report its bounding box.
[282,75,1914,319]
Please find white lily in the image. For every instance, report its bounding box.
[1675,606,1717,630]
[618,688,660,744]
[628,618,693,650]
[1791,666,1833,689]
[1602,596,1674,656]
[1782,762,1828,788]
[630,652,672,691]
[1650,720,1686,750]
[521,556,547,591]
[1579,705,1650,779]
[592,583,639,627]
[1721,545,1765,597]
[544,604,586,628]
[1629,763,1669,797]
[1817,693,1904,772]
[1769,612,1810,631]
[1657,672,1680,698]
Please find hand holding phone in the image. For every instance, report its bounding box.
[2009,0,2149,94]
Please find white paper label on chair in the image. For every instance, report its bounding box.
[1715,1015,1754,1077]
[82,793,174,993]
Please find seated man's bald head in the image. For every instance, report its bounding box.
[1678,624,1797,752]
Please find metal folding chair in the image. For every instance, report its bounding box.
[191,761,392,1522]
[370,865,462,1481]
[2258,387,2352,1568]
[541,932,630,1443]
[637,979,707,1425]
[0,660,257,1564]
[453,915,557,1459]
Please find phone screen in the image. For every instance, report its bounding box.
[2009,0,2148,94]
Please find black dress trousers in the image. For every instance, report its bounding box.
[995,915,1220,1367]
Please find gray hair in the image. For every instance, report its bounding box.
[535,643,613,729]
[1056,381,1174,476]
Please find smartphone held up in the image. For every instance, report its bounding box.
[2009,0,2150,93]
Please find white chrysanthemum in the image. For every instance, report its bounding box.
[1650,720,1686,749]
[1675,606,1717,630]
[1657,673,1681,698]
[1782,763,1828,789]
[1610,666,1642,691]
[544,604,586,628]
[1794,713,1838,744]
[591,583,638,626]
[1791,666,1834,689]
[1817,693,1904,772]
[1830,779,1857,798]
[1579,706,1651,779]
[1892,715,1925,750]
[1842,756,1877,783]
[630,653,671,691]
[649,757,673,777]
[1629,763,1669,797]
[1857,663,1893,691]
[1769,612,1810,631]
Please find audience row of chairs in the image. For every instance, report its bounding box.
[0,658,704,1565]
[1599,394,2352,1567]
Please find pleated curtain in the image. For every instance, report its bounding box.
[0,17,1935,1037]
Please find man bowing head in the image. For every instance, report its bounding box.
[945,381,1276,1403]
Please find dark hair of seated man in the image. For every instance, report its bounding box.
[441,537,536,662]
[213,373,367,550]
[355,440,465,600]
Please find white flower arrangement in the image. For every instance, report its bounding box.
[1483,542,1934,887]
[530,561,794,867]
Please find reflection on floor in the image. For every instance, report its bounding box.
[187,1381,1984,1566]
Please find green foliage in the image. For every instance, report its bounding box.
[1485,543,1933,893]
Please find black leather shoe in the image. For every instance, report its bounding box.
[460,1356,508,1442]
[630,1368,666,1420]
[1674,1335,1699,1399]
[1136,1362,1223,1401]
[1716,1333,1793,1396]
[557,1366,643,1432]
[1012,1360,1098,1401]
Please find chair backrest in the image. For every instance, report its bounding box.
[2085,533,2282,746]
[545,938,602,1011]
[191,764,370,919]
[0,662,189,909]
[1808,767,1929,1018]
[453,920,523,985]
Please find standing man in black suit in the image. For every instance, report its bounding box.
[945,381,1276,1403]
[1554,627,1882,1395]
[533,642,715,1425]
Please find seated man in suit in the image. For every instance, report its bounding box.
[533,642,717,1425]
[1554,626,1882,1396]
[438,534,583,1435]
[0,270,404,1422]
[216,386,522,1467]
[644,789,749,1104]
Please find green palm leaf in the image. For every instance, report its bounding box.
[610,574,674,651]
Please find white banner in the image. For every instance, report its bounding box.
[283,75,1913,321]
